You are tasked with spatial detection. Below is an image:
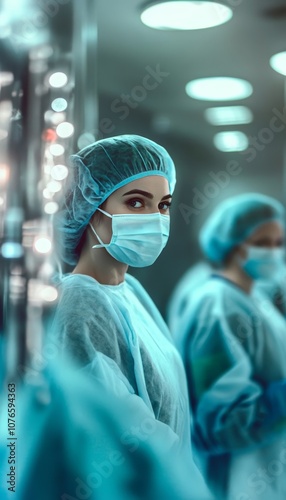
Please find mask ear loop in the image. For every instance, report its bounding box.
[89,206,113,249]
[96,207,113,218]
[89,222,110,249]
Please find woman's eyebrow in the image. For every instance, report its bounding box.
[123,189,153,199]
[122,189,172,201]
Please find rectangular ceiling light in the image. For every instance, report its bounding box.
[205,106,253,125]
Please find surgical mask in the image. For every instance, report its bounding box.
[240,245,286,281]
[89,207,170,267]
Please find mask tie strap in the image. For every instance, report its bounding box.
[89,222,111,249]
[89,207,113,249]
[96,207,113,218]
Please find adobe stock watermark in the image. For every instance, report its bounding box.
[229,291,281,354]
[199,0,245,26]
[78,64,170,147]
[17,302,113,383]
[241,107,286,163]
[271,277,286,315]
[179,160,242,224]
[225,0,245,6]
[17,338,60,383]
[212,0,245,15]
[179,104,286,224]
[61,417,157,500]
[194,302,263,357]
[235,441,286,499]
[11,0,71,49]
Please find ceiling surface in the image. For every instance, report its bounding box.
[97,0,286,182]
[2,0,286,190]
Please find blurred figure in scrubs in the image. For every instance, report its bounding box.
[254,270,286,318]
[49,134,212,498]
[167,261,211,335]
[175,193,286,500]
[167,260,286,338]
[0,358,209,500]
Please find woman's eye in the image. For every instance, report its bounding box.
[127,199,144,208]
[252,242,265,247]
[159,202,172,211]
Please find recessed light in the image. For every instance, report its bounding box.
[0,72,14,86]
[49,144,65,156]
[40,285,58,302]
[270,51,286,76]
[1,242,23,259]
[141,1,232,30]
[51,98,68,112]
[56,122,74,138]
[50,164,69,181]
[205,106,253,125]
[44,202,59,215]
[46,180,62,193]
[34,236,52,254]
[48,72,68,89]
[186,77,253,101]
[213,131,249,152]
[0,129,8,140]
[0,163,9,184]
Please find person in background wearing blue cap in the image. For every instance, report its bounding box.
[174,193,286,500]
[49,134,213,498]
[253,265,286,319]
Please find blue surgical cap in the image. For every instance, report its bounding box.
[199,193,285,264]
[54,134,176,265]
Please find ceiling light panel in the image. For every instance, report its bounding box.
[186,77,253,101]
[270,51,286,76]
[205,106,253,125]
[213,131,249,152]
[141,1,233,30]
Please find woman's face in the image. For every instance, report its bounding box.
[90,175,171,245]
[245,220,285,249]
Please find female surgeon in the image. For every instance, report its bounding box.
[49,134,213,500]
[175,193,286,500]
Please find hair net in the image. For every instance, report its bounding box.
[54,134,176,265]
[199,193,285,264]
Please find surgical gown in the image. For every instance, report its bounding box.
[175,274,286,500]
[49,272,190,451]
[254,277,286,319]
